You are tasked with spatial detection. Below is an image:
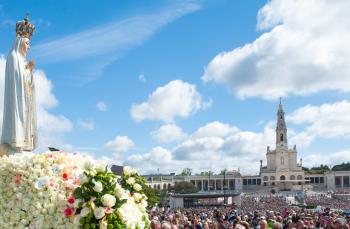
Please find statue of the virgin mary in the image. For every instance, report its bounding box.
[0,16,37,154]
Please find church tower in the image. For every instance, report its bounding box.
[276,98,288,150]
[260,100,304,188]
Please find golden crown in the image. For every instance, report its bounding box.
[16,14,35,39]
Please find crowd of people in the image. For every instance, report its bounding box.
[149,193,350,229]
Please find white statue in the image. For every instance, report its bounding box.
[0,16,37,154]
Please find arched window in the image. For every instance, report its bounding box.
[281,157,284,165]
[263,176,269,181]
[280,133,284,141]
[297,175,303,180]
[270,176,275,181]
[280,175,286,181]
[290,175,296,180]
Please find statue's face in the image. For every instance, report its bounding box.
[21,39,30,56]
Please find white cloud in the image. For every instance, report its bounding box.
[124,147,172,171]
[202,0,350,99]
[151,124,187,144]
[138,74,146,82]
[174,137,224,160]
[287,100,350,148]
[131,80,211,122]
[32,70,73,149]
[77,119,95,131]
[303,150,350,168]
[0,55,73,150]
[192,121,239,138]
[105,136,134,153]
[34,70,58,109]
[31,1,201,63]
[123,121,275,174]
[96,101,108,112]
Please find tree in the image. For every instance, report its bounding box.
[332,162,350,171]
[142,185,158,207]
[155,189,169,207]
[180,168,192,176]
[219,169,228,175]
[171,181,199,194]
[303,164,330,174]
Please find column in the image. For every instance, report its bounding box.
[341,176,344,189]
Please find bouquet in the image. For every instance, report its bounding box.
[69,163,150,229]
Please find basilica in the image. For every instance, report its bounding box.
[260,101,305,190]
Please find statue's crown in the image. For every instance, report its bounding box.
[16,14,35,39]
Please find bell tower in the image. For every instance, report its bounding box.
[276,98,288,150]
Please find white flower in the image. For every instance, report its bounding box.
[117,199,144,229]
[95,163,108,172]
[83,160,94,171]
[126,177,135,185]
[92,180,103,192]
[141,199,148,208]
[115,184,128,200]
[78,173,89,184]
[123,166,132,176]
[133,183,142,191]
[80,207,91,217]
[102,194,116,208]
[133,193,142,202]
[93,207,105,219]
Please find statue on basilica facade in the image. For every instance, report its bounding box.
[0,15,37,154]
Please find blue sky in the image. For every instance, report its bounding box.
[1,0,350,175]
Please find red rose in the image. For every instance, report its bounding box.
[62,173,69,180]
[68,197,75,204]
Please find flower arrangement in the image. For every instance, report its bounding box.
[71,164,149,229]
[0,151,85,228]
[0,152,150,229]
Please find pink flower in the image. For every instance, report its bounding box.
[14,175,22,185]
[105,207,114,214]
[64,207,74,217]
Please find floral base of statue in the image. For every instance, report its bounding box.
[0,151,150,229]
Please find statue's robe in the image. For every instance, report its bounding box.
[1,37,37,152]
